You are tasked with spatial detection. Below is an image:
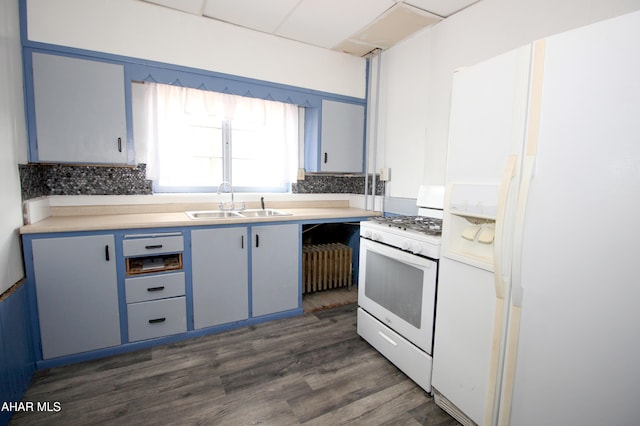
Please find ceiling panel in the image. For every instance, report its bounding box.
[202,0,300,33]
[352,3,441,48]
[275,0,395,49]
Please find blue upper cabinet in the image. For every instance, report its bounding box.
[305,99,365,174]
[320,100,365,173]
[28,51,129,164]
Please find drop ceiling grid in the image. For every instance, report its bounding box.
[142,0,484,55]
[404,0,481,17]
[144,0,205,16]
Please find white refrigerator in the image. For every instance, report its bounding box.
[431,10,640,426]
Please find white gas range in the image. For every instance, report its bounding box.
[360,215,442,259]
[357,186,444,393]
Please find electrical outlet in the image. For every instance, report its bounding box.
[380,168,390,181]
[297,168,306,180]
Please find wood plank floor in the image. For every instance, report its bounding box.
[302,286,358,313]
[11,303,459,425]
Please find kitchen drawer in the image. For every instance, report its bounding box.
[357,308,432,392]
[123,235,184,257]
[125,272,185,303]
[127,296,186,342]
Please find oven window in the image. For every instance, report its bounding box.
[364,251,424,328]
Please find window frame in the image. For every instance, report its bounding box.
[151,114,293,193]
[142,85,299,194]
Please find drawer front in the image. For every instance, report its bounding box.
[125,272,185,303]
[123,235,184,257]
[357,308,432,392]
[127,297,186,342]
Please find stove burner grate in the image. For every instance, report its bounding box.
[373,215,442,236]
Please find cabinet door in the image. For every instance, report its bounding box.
[320,100,365,173]
[32,235,121,359]
[31,52,127,163]
[251,224,300,317]
[191,227,249,329]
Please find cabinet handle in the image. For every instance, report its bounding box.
[148,318,166,324]
[145,244,163,249]
[147,286,165,292]
[324,152,328,163]
[241,235,244,249]
[105,245,110,261]
[117,137,122,152]
[256,234,260,248]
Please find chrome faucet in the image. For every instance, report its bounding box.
[217,181,235,211]
[217,181,245,211]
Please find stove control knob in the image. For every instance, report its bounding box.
[411,243,423,255]
[371,232,381,241]
[362,230,372,239]
[401,241,410,251]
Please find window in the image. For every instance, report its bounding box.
[133,82,299,192]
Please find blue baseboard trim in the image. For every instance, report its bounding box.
[0,282,37,426]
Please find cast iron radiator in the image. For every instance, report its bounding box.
[302,243,352,293]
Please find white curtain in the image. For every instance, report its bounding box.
[135,82,298,186]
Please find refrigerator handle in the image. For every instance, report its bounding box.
[493,155,518,300]
[483,155,518,426]
[496,41,546,426]
[509,40,545,309]
[511,154,536,307]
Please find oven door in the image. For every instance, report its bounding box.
[358,238,438,353]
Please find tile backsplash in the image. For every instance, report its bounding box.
[292,174,384,195]
[19,163,152,200]
[19,164,384,201]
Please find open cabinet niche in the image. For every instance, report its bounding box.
[301,222,361,294]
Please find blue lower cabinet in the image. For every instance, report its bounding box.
[30,234,121,359]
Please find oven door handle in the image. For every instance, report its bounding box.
[361,239,435,269]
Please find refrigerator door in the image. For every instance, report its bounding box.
[433,257,497,424]
[433,44,532,425]
[443,46,531,185]
[503,11,640,426]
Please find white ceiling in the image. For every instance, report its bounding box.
[142,0,482,56]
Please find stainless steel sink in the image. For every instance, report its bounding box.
[185,210,244,220]
[185,209,291,220]
[239,209,291,217]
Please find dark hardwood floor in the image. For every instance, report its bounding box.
[11,303,459,425]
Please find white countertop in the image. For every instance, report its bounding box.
[20,206,379,234]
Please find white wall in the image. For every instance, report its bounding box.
[25,0,366,99]
[373,30,432,198]
[378,0,640,198]
[0,0,28,294]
